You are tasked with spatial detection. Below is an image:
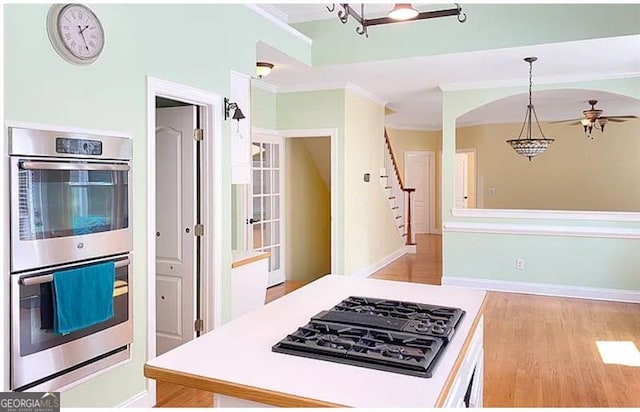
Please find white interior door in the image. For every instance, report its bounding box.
[405,152,432,233]
[155,106,196,355]
[455,152,469,209]
[248,134,285,287]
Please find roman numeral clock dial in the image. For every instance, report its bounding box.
[47,4,104,65]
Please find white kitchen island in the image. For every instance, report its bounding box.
[144,275,487,407]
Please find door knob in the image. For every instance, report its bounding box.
[248,218,260,224]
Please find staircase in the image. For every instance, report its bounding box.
[381,128,416,247]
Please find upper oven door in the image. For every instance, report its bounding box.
[10,157,132,272]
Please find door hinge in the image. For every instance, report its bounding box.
[194,319,204,333]
[194,224,204,237]
[194,128,204,141]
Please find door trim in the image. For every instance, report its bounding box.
[255,127,338,277]
[146,76,223,402]
[404,150,436,234]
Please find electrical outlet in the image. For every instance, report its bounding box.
[516,259,525,270]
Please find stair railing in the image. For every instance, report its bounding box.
[383,128,415,245]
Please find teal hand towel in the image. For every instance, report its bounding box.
[52,262,115,335]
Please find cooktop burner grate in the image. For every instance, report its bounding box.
[272,320,444,377]
[272,296,465,378]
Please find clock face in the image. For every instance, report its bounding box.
[47,4,105,65]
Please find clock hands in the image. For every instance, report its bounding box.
[77,25,90,51]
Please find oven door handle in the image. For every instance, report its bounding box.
[19,258,131,286]
[20,161,130,172]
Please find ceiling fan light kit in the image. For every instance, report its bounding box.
[326,3,466,37]
[506,57,555,161]
[551,99,637,139]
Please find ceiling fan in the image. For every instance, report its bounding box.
[551,99,638,139]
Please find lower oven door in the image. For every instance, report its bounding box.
[10,254,133,391]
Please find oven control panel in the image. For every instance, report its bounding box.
[56,137,103,156]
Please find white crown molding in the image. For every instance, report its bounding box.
[345,82,387,107]
[439,71,640,92]
[277,81,348,94]
[452,208,640,222]
[244,4,312,46]
[251,79,279,94]
[253,4,289,23]
[276,81,387,107]
[443,221,640,239]
[441,277,640,304]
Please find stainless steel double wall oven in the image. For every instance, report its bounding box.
[8,127,133,391]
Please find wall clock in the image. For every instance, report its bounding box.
[46,4,105,65]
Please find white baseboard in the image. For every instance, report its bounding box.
[441,276,640,303]
[350,247,406,278]
[118,389,155,408]
[404,244,417,254]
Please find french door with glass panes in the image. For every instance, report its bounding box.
[248,134,285,287]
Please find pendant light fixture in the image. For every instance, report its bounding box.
[388,4,419,20]
[326,3,466,38]
[506,57,555,161]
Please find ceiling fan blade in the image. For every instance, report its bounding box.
[549,118,581,124]
[605,115,638,119]
[606,118,628,123]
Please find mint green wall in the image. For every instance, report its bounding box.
[295,4,640,65]
[277,90,346,274]
[444,233,640,290]
[251,85,278,130]
[441,77,640,291]
[4,3,309,407]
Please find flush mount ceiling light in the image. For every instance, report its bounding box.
[256,61,274,79]
[326,3,466,38]
[506,57,555,161]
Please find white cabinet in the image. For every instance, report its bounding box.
[230,250,269,320]
[230,72,252,184]
[443,316,484,408]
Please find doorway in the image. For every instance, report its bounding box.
[154,100,201,355]
[284,136,331,285]
[404,151,436,234]
[146,77,223,382]
[455,150,476,209]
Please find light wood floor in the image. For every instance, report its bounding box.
[155,234,640,407]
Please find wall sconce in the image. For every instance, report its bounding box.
[224,97,245,133]
[224,97,245,121]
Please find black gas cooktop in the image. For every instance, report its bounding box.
[272,296,465,378]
